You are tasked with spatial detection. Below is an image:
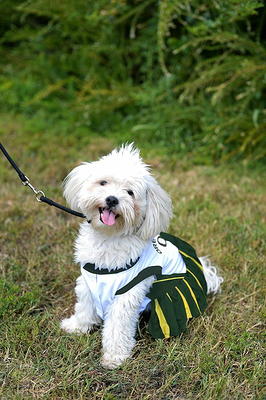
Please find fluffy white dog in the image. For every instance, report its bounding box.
[61,144,223,369]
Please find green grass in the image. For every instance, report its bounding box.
[0,113,265,399]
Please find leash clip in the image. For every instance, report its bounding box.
[22,176,45,202]
[1,142,86,218]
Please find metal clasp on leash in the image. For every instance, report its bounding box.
[1,142,86,219]
[22,176,45,202]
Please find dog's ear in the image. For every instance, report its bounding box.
[138,175,172,240]
[63,163,91,212]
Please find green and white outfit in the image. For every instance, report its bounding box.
[81,233,207,339]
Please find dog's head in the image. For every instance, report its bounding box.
[63,144,172,240]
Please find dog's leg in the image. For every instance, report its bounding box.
[61,275,100,334]
[101,276,154,369]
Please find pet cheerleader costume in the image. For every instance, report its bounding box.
[81,233,208,339]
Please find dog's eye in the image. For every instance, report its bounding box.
[100,180,108,186]
[127,190,134,196]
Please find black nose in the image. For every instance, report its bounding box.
[105,196,119,208]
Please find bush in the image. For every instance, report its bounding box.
[0,0,265,161]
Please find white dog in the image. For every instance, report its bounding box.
[61,144,223,369]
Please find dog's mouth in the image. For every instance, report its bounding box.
[99,207,120,226]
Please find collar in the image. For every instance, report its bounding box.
[83,257,140,274]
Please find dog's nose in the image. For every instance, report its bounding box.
[105,196,119,208]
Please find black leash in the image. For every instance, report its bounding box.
[0,142,86,220]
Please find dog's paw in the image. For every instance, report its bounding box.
[60,316,90,334]
[101,353,130,369]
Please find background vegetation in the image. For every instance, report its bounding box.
[0,1,265,399]
[0,0,266,162]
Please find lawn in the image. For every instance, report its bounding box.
[0,113,265,399]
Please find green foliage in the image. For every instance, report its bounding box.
[0,0,265,161]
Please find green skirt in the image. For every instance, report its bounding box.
[147,233,208,339]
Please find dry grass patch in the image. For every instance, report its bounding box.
[0,119,265,399]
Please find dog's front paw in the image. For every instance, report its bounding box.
[101,352,130,369]
[60,315,90,334]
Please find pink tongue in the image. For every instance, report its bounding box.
[101,209,116,226]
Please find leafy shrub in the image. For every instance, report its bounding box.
[0,0,265,161]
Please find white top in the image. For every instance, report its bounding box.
[80,234,186,320]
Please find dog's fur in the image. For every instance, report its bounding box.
[61,144,223,369]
